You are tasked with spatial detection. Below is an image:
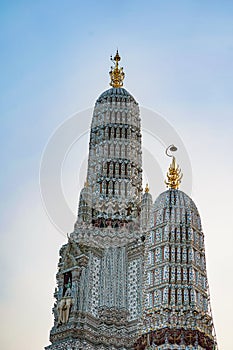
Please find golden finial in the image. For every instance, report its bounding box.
[145,183,149,193]
[165,145,183,189]
[109,50,125,88]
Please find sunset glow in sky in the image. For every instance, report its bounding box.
[1,1,233,349]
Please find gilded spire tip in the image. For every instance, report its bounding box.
[109,50,125,88]
[145,183,149,193]
[165,145,183,189]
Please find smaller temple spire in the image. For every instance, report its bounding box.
[165,145,183,189]
[109,50,125,88]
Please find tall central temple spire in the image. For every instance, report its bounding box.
[46,53,147,350]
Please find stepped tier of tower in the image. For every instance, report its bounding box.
[77,87,143,233]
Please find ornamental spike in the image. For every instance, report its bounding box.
[165,145,183,189]
[109,50,125,88]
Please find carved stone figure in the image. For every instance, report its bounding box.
[57,298,66,324]
[57,297,73,324]
[63,297,73,323]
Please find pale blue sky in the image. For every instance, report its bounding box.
[1,1,233,349]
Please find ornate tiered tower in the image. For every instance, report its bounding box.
[134,147,218,350]
[45,54,218,350]
[46,51,151,350]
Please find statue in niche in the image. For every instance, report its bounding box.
[57,292,74,324]
[57,298,67,324]
[63,297,73,323]
[56,273,74,325]
[64,281,72,297]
